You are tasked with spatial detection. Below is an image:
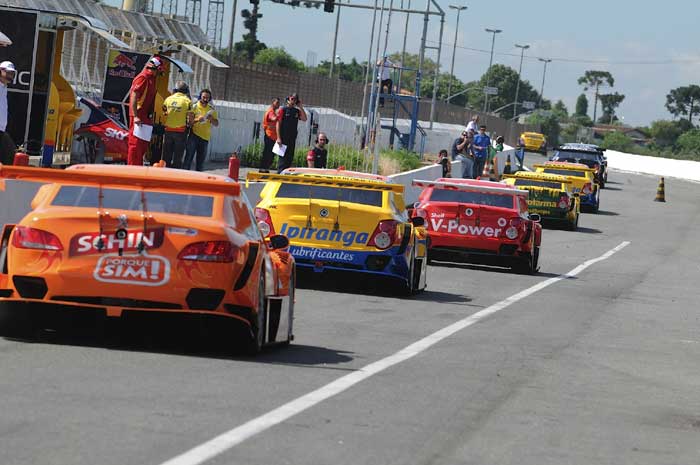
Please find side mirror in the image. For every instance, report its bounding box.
[529,213,541,222]
[268,234,289,250]
[410,216,425,227]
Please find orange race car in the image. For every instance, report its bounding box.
[0,164,295,353]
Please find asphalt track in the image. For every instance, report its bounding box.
[2,170,700,465]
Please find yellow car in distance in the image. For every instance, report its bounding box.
[502,171,580,230]
[533,162,600,212]
[247,168,428,295]
[518,131,548,155]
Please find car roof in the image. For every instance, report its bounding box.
[558,143,604,154]
[437,177,511,189]
[503,171,571,183]
[539,161,592,170]
[522,132,544,137]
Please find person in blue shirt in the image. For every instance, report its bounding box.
[472,125,491,178]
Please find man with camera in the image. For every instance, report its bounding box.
[306,132,329,168]
[275,93,307,173]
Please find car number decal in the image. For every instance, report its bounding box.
[93,253,171,286]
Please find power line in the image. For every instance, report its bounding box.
[425,40,700,66]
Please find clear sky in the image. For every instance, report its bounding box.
[105,0,700,127]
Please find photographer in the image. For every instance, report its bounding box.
[451,130,474,178]
[275,93,307,173]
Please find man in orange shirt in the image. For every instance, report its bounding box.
[127,56,162,166]
[260,97,280,173]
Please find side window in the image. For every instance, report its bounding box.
[231,196,262,241]
[390,193,408,221]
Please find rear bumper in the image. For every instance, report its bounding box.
[579,192,599,207]
[288,244,412,280]
[529,207,575,222]
[428,234,531,263]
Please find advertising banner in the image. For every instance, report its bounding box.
[102,49,151,125]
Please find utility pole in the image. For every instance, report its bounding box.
[400,0,411,66]
[482,27,501,113]
[538,58,552,108]
[329,0,342,78]
[446,4,466,104]
[513,43,529,119]
[359,0,380,148]
[224,0,239,100]
[429,14,444,129]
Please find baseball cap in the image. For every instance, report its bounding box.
[0,61,16,72]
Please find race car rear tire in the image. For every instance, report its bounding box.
[401,247,416,296]
[246,277,267,355]
[514,250,537,275]
[566,213,579,231]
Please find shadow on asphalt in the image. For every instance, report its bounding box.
[603,186,623,191]
[595,209,620,216]
[256,344,355,367]
[575,226,604,234]
[430,261,518,275]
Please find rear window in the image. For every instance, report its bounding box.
[51,186,214,217]
[542,168,586,177]
[554,150,600,161]
[514,179,562,190]
[275,183,383,207]
[429,189,514,208]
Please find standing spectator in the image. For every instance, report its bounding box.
[306,132,329,168]
[0,61,16,165]
[276,93,307,173]
[465,115,479,133]
[494,135,504,152]
[376,56,396,107]
[260,97,280,173]
[161,81,192,168]
[184,89,218,171]
[472,124,492,178]
[452,130,473,178]
[437,149,451,177]
[127,56,161,166]
[451,130,468,161]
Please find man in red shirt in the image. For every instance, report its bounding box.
[127,56,162,166]
[259,97,280,173]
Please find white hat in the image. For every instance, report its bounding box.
[0,61,16,72]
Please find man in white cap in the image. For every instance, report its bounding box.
[127,55,163,165]
[0,60,16,164]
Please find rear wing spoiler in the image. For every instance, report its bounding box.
[0,165,240,196]
[533,163,595,172]
[501,174,573,184]
[412,179,528,197]
[246,172,404,193]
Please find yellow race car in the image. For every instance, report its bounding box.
[502,171,580,230]
[533,162,600,212]
[518,131,548,155]
[247,168,428,294]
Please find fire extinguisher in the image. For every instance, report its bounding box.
[13,150,30,166]
[228,145,242,180]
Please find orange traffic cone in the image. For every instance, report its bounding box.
[504,154,512,175]
[654,177,666,202]
[481,159,491,179]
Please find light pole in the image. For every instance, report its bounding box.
[513,43,529,119]
[483,28,502,112]
[329,0,342,78]
[538,58,552,108]
[446,4,467,104]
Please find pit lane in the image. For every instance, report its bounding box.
[2,170,700,465]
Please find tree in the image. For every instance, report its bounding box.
[598,92,625,124]
[575,93,588,116]
[649,119,693,148]
[577,70,614,124]
[253,47,305,72]
[386,52,438,94]
[665,85,700,125]
[600,131,634,152]
[420,73,468,107]
[234,4,266,61]
[552,100,568,120]
[465,64,545,118]
[313,58,367,82]
[675,128,700,155]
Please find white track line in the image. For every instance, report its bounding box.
[160,241,631,465]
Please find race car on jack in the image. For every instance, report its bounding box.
[412,178,542,274]
[0,164,295,353]
[502,171,580,231]
[247,168,428,295]
[534,162,600,212]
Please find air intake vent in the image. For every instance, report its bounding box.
[13,276,48,299]
[186,288,225,310]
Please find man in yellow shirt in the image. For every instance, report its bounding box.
[184,89,219,171]
[161,81,192,168]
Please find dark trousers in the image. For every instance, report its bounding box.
[184,133,209,171]
[378,78,393,106]
[473,157,486,179]
[276,137,296,173]
[0,131,15,165]
[260,135,276,171]
[162,131,186,168]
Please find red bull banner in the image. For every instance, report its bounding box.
[102,49,151,125]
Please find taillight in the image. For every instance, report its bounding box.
[582,182,592,195]
[368,220,400,250]
[254,207,275,238]
[178,241,238,262]
[12,226,63,251]
[558,195,570,209]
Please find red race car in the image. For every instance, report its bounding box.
[411,178,542,274]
